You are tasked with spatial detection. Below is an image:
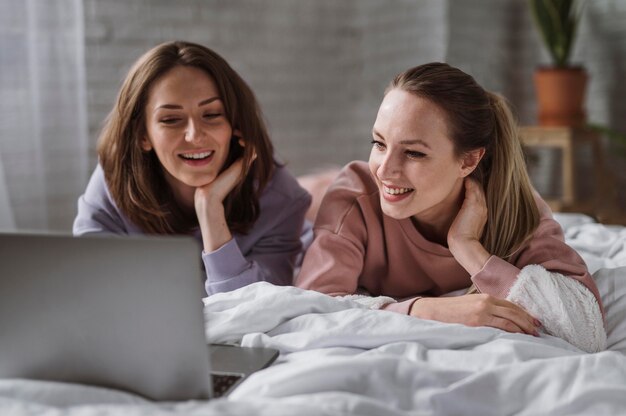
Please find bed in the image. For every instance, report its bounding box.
[1,212,625,415]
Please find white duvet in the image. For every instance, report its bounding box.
[2,213,626,416]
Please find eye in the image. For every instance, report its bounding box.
[371,139,385,151]
[203,112,222,120]
[159,117,181,125]
[406,150,426,159]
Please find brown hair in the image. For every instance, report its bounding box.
[97,41,274,234]
[388,62,539,258]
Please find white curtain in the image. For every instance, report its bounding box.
[0,0,88,232]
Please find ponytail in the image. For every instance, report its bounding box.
[391,63,541,259]
[482,92,539,258]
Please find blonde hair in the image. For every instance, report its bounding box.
[98,41,274,234]
[389,63,539,258]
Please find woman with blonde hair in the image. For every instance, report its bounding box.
[296,62,605,352]
[74,41,311,295]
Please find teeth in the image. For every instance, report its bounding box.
[181,151,212,160]
[383,185,413,195]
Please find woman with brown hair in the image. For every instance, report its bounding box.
[296,62,605,352]
[74,41,311,295]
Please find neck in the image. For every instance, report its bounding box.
[164,174,196,216]
[411,181,464,247]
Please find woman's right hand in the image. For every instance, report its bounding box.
[194,155,247,253]
[409,294,541,336]
[194,156,246,209]
[194,136,257,210]
[194,140,257,253]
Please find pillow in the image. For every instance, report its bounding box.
[593,266,626,353]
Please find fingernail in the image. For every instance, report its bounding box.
[534,319,542,327]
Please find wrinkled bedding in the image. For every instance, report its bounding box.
[2,213,625,416]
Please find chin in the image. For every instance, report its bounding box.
[380,203,412,220]
[179,174,217,188]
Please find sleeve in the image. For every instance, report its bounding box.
[295,227,364,296]
[203,187,311,295]
[470,216,602,309]
[470,209,606,352]
[506,265,606,353]
[73,166,129,235]
[295,197,409,313]
[297,227,415,314]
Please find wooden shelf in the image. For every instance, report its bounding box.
[519,126,610,217]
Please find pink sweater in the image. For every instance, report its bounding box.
[295,161,603,316]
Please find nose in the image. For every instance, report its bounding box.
[377,151,401,181]
[184,118,204,143]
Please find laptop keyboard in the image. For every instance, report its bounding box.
[212,372,243,398]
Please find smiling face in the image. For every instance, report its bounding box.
[142,65,233,207]
[369,89,473,226]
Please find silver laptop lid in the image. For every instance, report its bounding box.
[0,232,211,401]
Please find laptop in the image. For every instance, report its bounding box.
[0,232,278,401]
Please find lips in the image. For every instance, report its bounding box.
[383,185,413,195]
[381,184,414,202]
[179,150,213,160]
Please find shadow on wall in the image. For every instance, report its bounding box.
[606,43,626,212]
[588,7,626,213]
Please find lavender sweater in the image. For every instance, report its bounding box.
[73,164,312,295]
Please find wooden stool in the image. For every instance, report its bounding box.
[519,126,606,214]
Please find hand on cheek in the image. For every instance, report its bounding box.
[194,135,256,209]
[193,137,257,253]
[195,157,245,209]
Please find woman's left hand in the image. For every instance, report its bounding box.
[448,177,487,247]
[447,177,490,275]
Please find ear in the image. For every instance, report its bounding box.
[459,147,485,178]
[140,136,153,152]
[232,129,244,147]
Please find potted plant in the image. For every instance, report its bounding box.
[530,0,587,127]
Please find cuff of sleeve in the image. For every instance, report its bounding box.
[471,255,521,299]
[202,238,250,282]
[383,297,420,315]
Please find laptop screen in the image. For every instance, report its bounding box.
[0,232,212,401]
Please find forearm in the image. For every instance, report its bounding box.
[204,255,267,295]
[203,238,295,295]
[198,202,233,253]
[408,297,433,319]
[449,239,491,276]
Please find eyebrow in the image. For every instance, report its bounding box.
[155,96,221,110]
[372,129,431,149]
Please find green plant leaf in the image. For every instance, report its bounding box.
[530,0,581,67]
[588,123,626,146]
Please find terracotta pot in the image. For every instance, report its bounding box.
[534,66,588,127]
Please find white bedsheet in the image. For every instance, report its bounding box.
[1,213,626,416]
[554,212,626,273]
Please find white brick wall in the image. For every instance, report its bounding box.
[83,0,451,173]
[83,0,626,209]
